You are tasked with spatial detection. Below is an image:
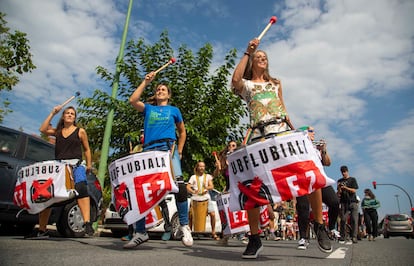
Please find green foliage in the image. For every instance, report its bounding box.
[0,13,36,123]
[77,31,247,190]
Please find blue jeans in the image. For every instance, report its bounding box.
[135,143,188,233]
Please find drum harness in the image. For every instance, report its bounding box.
[252,116,291,138]
[143,138,175,150]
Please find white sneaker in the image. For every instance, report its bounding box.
[297,238,309,250]
[331,229,341,239]
[123,232,149,249]
[180,225,193,247]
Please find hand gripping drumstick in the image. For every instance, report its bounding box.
[153,58,176,74]
[212,151,221,170]
[251,16,278,48]
[60,91,80,107]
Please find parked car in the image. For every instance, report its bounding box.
[103,189,222,238]
[379,214,413,239]
[0,125,103,237]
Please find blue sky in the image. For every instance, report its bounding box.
[2,0,413,219]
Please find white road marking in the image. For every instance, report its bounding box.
[327,247,348,259]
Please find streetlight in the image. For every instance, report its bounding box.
[394,194,401,213]
[373,181,413,218]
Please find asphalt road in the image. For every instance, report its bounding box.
[0,229,412,266]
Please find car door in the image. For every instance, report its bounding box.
[0,128,26,208]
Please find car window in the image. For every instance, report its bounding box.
[388,214,408,221]
[0,129,19,155]
[25,137,55,161]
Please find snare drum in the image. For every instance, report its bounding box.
[191,199,208,232]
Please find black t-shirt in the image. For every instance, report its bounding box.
[337,176,359,204]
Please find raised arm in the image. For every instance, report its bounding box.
[129,72,156,112]
[39,105,62,135]
[232,39,259,94]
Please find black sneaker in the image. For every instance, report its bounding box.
[24,229,50,240]
[84,222,95,237]
[242,234,263,259]
[314,222,332,253]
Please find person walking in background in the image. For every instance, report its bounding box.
[231,38,331,258]
[25,105,94,239]
[126,71,193,249]
[361,188,380,241]
[295,126,339,250]
[187,161,218,240]
[337,165,359,244]
[213,140,238,192]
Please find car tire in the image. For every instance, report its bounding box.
[56,200,86,238]
[171,213,180,240]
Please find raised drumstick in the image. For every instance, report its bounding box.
[60,91,80,107]
[250,16,278,49]
[212,151,221,170]
[154,58,176,74]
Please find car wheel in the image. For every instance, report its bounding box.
[171,213,180,240]
[56,200,85,237]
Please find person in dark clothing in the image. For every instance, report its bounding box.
[25,105,94,239]
[361,188,380,241]
[295,126,339,250]
[337,165,359,244]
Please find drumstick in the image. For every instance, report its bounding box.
[250,16,278,49]
[60,91,80,107]
[212,151,221,170]
[242,128,253,145]
[153,58,176,74]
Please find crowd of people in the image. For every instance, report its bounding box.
[24,35,381,261]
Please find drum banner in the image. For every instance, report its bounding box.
[259,205,270,228]
[13,160,74,214]
[216,193,250,235]
[109,151,178,225]
[228,131,335,211]
[145,207,163,229]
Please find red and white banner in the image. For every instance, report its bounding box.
[259,205,270,228]
[145,206,163,229]
[13,160,74,214]
[216,193,250,235]
[109,151,178,225]
[228,131,335,211]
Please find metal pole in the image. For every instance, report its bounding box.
[376,183,413,217]
[394,195,401,213]
[96,0,134,187]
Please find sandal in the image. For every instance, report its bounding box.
[212,234,220,240]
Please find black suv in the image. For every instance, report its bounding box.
[0,125,103,237]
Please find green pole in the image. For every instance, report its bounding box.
[97,0,134,187]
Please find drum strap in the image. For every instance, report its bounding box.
[252,117,285,137]
[143,138,175,149]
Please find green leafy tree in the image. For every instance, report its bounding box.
[0,13,36,123]
[77,31,247,190]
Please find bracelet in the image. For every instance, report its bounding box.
[244,52,250,56]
